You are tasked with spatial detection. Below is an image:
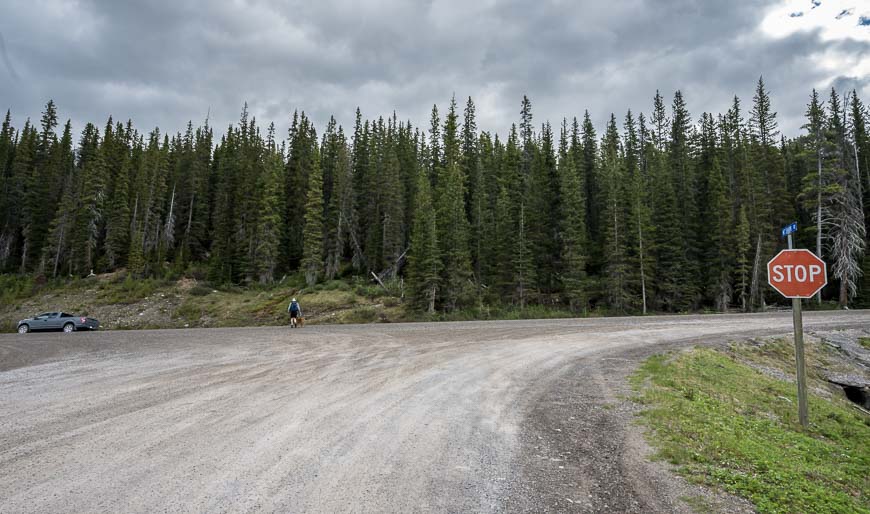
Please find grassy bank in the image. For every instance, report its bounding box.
[0,272,412,331]
[0,272,594,331]
[632,345,870,513]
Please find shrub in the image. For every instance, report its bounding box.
[189,285,213,297]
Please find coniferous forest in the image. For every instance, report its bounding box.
[1,78,869,314]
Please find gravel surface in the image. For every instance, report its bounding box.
[1,311,868,513]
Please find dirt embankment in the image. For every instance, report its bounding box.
[0,273,405,332]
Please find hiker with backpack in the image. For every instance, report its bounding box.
[287,297,303,328]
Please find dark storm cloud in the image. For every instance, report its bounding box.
[0,0,866,141]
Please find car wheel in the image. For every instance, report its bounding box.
[63,323,75,333]
[18,324,29,334]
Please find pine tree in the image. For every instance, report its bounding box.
[428,105,441,185]
[513,202,535,309]
[600,114,629,311]
[380,143,404,278]
[0,110,15,270]
[528,122,561,297]
[42,121,76,277]
[104,121,132,269]
[558,119,588,312]
[254,132,285,283]
[407,165,440,313]
[519,95,534,178]
[668,91,701,308]
[324,129,352,280]
[71,122,108,275]
[350,111,369,270]
[462,97,483,285]
[707,154,735,310]
[301,146,324,286]
[16,120,38,271]
[580,111,599,258]
[735,206,752,311]
[625,111,652,313]
[848,90,870,305]
[824,89,866,306]
[435,160,473,310]
[284,111,317,272]
[804,89,826,303]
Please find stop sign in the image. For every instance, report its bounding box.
[767,249,827,298]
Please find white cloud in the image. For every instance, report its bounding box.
[761,0,870,41]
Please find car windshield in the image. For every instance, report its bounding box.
[36,312,51,318]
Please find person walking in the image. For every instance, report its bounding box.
[288,297,303,328]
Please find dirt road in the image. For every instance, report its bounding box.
[1,311,867,513]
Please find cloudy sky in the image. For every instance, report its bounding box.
[1,0,868,141]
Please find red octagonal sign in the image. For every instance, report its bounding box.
[767,249,827,298]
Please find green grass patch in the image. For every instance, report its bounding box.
[632,348,869,514]
[101,276,167,304]
[0,275,36,305]
[859,338,870,351]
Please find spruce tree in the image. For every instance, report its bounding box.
[0,110,15,270]
[301,146,324,286]
[600,114,629,311]
[72,122,107,275]
[668,91,701,308]
[254,134,285,283]
[435,160,473,311]
[558,119,588,312]
[16,120,38,271]
[462,97,483,285]
[735,206,752,311]
[625,110,652,313]
[528,122,560,297]
[804,89,826,304]
[407,165,440,313]
[42,121,76,276]
[380,143,405,278]
[428,105,441,185]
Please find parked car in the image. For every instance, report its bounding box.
[17,312,100,334]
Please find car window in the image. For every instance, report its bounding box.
[49,312,59,318]
[61,313,72,318]
[37,312,51,318]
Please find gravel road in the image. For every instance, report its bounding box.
[1,311,867,513]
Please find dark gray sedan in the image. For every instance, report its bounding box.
[17,312,100,334]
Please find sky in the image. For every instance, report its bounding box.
[0,0,868,142]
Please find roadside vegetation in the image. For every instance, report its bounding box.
[1,270,859,332]
[632,342,869,514]
[0,270,596,331]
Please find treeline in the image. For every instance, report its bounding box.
[0,78,868,313]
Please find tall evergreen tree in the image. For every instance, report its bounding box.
[407,165,440,313]
[435,159,472,310]
[558,119,588,312]
[301,145,324,286]
[254,129,285,283]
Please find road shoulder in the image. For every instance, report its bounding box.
[505,341,755,513]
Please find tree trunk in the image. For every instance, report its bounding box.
[638,209,647,315]
[750,235,763,311]
[816,140,823,304]
[52,222,65,278]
